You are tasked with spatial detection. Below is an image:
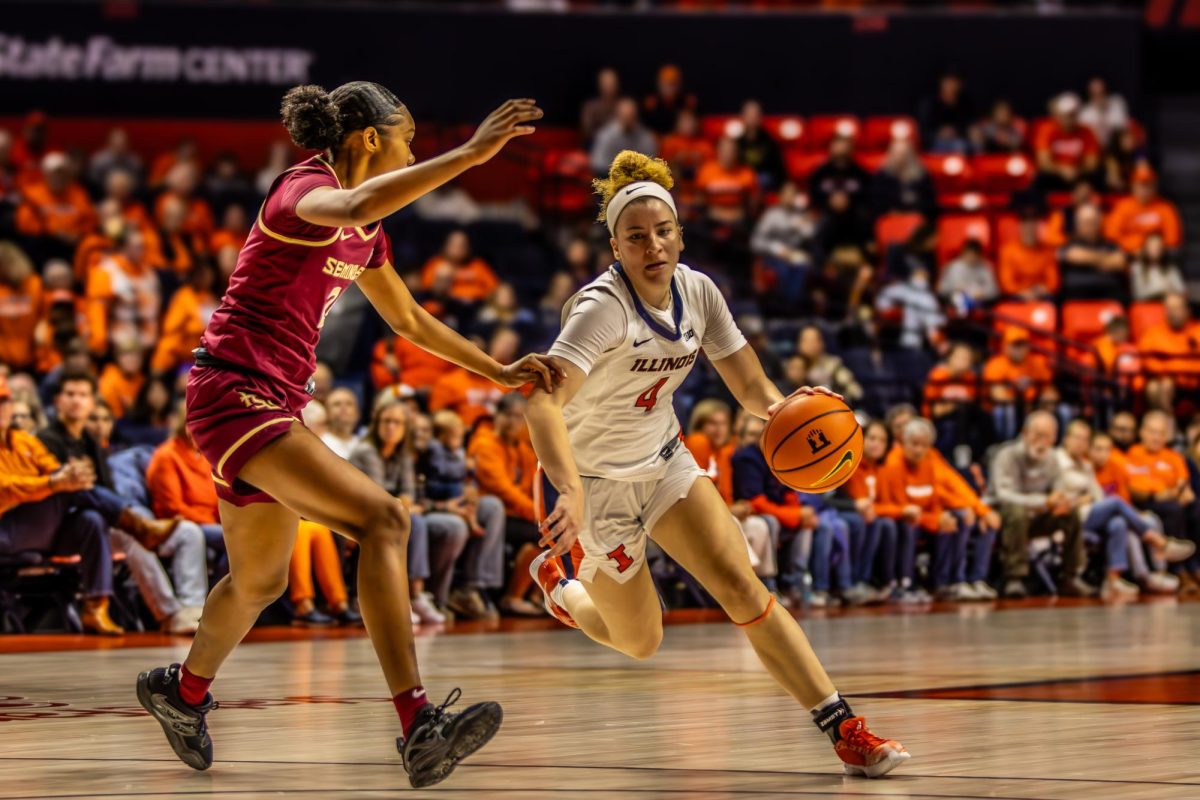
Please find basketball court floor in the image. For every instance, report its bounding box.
[2,600,1197,799]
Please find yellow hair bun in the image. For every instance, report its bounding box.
[593,150,674,223]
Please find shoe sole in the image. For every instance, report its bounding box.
[135,671,211,772]
[408,702,503,789]
[843,749,911,778]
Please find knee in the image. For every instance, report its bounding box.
[713,569,770,620]
[622,626,663,661]
[76,509,108,536]
[362,499,411,549]
[231,569,289,608]
[478,495,503,520]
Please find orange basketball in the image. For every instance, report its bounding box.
[761,393,863,492]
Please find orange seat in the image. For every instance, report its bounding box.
[1062,300,1124,344]
[857,152,887,173]
[993,301,1057,349]
[784,150,827,186]
[1129,301,1167,340]
[538,149,593,214]
[938,192,1007,213]
[700,115,743,141]
[762,115,806,148]
[861,115,918,152]
[974,153,1034,193]
[1027,116,1055,151]
[806,115,860,152]
[875,212,925,259]
[936,213,992,268]
[922,153,975,194]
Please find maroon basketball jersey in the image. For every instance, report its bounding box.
[201,156,390,405]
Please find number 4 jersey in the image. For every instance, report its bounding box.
[201,155,391,408]
[548,262,746,482]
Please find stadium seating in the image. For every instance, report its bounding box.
[1062,300,1125,343]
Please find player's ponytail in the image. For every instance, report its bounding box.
[593,150,675,225]
[281,85,344,151]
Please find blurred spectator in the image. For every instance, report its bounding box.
[873,138,936,218]
[85,228,161,353]
[590,97,658,176]
[1109,411,1138,453]
[476,281,538,339]
[795,325,863,403]
[990,410,1093,598]
[983,328,1051,439]
[581,67,622,146]
[288,519,360,627]
[467,392,544,616]
[660,109,714,218]
[937,239,998,306]
[1138,292,1200,410]
[10,112,49,182]
[147,138,197,189]
[420,229,499,305]
[924,342,978,420]
[1034,93,1101,193]
[16,152,97,258]
[562,236,597,284]
[1057,203,1127,302]
[875,262,943,350]
[1104,165,1182,254]
[1125,410,1200,586]
[976,99,1025,154]
[1044,182,1099,247]
[815,189,873,282]
[155,161,215,248]
[918,70,976,154]
[103,168,154,238]
[1078,76,1129,148]
[736,313,781,381]
[10,395,45,433]
[429,327,511,427]
[843,420,901,596]
[151,260,219,375]
[0,129,17,198]
[321,387,362,460]
[119,375,175,446]
[750,183,818,310]
[1091,315,1142,386]
[88,128,143,189]
[696,137,759,229]
[205,152,253,213]
[735,100,786,191]
[0,241,42,372]
[310,362,334,405]
[209,204,250,254]
[538,271,577,340]
[1130,233,1185,303]
[809,134,871,214]
[998,212,1057,299]
[1102,127,1145,193]
[98,339,145,419]
[255,140,293,196]
[642,64,697,136]
[371,332,455,397]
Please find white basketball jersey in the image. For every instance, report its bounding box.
[548,263,746,481]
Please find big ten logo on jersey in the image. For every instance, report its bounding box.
[322,257,364,281]
[630,352,698,373]
[807,428,832,455]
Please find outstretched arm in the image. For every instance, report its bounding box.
[711,344,843,420]
[295,99,542,228]
[525,358,589,556]
[358,264,562,391]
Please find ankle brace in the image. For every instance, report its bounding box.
[813,697,855,743]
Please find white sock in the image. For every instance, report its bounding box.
[555,579,586,610]
[810,691,841,715]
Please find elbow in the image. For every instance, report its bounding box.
[345,190,379,229]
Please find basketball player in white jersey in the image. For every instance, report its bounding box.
[525,151,909,777]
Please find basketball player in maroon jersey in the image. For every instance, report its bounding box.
[136,82,561,788]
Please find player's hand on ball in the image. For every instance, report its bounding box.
[540,486,584,557]
[464,99,543,166]
[767,385,844,418]
[499,354,565,392]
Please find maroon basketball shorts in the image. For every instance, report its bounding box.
[186,365,306,507]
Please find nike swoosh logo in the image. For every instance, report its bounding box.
[812,450,855,488]
[633,337,653,347]
[625,186,643,196]
[339,230,355,240]
[411,688,426,700]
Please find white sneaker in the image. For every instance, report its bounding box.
[971,580,998,601]
[411,592,447,625]
[164,610,200,635]
[1102,576,1139,600]
[810,591,837,608]
[842,583,874,606]
[1142,572,1180,594]
[1162,538,1196,564]
[936,583,972,602]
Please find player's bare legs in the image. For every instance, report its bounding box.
[184,500,300,677]
[651,478,836,706]
[565,565,662,658]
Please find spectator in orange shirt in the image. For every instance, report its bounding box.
[151,193,200,277]
[104,168,153,234]
[34,261,88,374]
[843,420,901,596]
[98,339,146,420]
[147,137,197,189]
[155,161,215,249]
[1138,292,1200,409]
[1034,93,1101,194]
[696,137,759,229]
[998,212,1057,298]
[370,333,455,396]
[924,342,977,420]
[85,227,161,354]
[420,229,499,305]
[659,109,714,219]
[1090,315,1143,396]
[15,152,97,258]
[983,327,1052,439]
[0,241,43,372]
[428,327,511,427]
[1124,410,1200,586]
[151,260,219,375]
[1104,165,1182,254]
[208,204,250,255]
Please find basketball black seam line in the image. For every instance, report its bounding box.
[774,422,861,473]
[768,408,852,466]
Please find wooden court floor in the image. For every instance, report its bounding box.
[1,601,1198,799]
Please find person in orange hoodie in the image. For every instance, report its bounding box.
[370,332,456,395]
[420,229,498,304]
[208,204,250,254]
[0,241,43,372]
[997,212,1057,299]
[151,261,219,375]
[15,152,97,257]
[923,342,978,420]
[983,327,1052,440]
[148,193,199,278]
[428,327,511,427]
[843,420,901,597]
[1104,165,1182,254]
[1137,292,1200,409]
[98,338,146,420]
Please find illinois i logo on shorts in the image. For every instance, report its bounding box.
[237,391,281,411]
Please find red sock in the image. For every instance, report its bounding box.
[179,664,213,707]
[393,686,431,738]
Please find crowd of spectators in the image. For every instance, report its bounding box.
[0,59,1197,634]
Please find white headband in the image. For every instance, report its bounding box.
[605,181,678,236]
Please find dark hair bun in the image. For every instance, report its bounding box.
[281,85,343,151]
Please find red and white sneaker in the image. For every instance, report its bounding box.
[529,550,579,629]
[835,716,910,778]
